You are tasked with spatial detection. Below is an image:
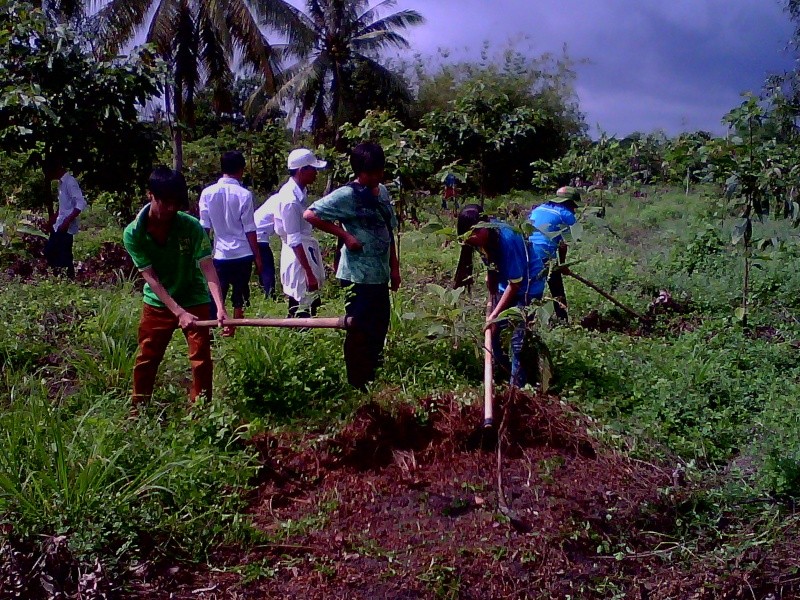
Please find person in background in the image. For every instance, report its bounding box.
[122,167,227,410]
[528,186,579,321]
[253,189,279,299]
[455,204,545,419]
[199,151,262,335]
[42,154,87,279]
[442,172,458,212]
[260,148,328,317]
[304,142,401,389]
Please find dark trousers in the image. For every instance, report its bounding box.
[211,256,253,318]
[342,281,391,390]
[257,242,276,298]
[132,303,212,404]
[288,296,321,318]
[44,231,75,278]
[547,270,568,320]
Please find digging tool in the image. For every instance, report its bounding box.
[564,271,649,323]
[195,316,351,329]
[484,315,494,429]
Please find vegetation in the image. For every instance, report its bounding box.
[6,0,800,596]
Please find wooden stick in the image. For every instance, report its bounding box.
[484,300,495,426]
[566,272,649,322]
[195,316,351,329]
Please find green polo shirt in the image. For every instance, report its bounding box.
[309,184,397,285]
[123,205,212,308]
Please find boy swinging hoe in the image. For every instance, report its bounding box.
[123,167,228,410]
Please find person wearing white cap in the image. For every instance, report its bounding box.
[255,148,328,317]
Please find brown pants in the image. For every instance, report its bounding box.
[132,303,212,404]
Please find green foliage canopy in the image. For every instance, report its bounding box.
[0,1,165,209]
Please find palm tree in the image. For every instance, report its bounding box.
[260,0,424,141]
[94,0,307,169]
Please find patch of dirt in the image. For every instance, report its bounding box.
[126,390,800,600]
[580,290,701,336]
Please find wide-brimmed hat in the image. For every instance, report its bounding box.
[550,186,581,203]
[287,148,327,170]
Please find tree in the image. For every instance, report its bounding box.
[95,0,303,170]
[0,0,165,219]
[261,0,424,141]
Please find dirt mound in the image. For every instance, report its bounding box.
[75,242,136,286]
[145,392,742,599]
[580,290,700,336]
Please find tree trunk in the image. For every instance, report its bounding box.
[172,83,184,172]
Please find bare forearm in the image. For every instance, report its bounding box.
[558,241,568,263]
[390,241,400,273]
[304,210,348,239]
[292,244,314,277]
[141,269,185,317]
[200,259,225,313]
[246,231,260,259]
[488,283,520,321]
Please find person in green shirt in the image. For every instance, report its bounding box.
[304,142,401,389]
[123,167,227,408]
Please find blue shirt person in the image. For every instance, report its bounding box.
[454,204,546,398]
[527,186,580,320]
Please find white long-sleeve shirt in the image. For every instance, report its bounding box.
[198,176,257,260]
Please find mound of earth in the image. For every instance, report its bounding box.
[126,390,800,599]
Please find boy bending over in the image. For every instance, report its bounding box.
[123,167,227,407]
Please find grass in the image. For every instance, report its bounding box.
[3,185,800,590]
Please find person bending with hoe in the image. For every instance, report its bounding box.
[528,186,579,321]
[199,151,262,335]
[123,167,227,409]
[304,142,401,390]
[455,204,544,397]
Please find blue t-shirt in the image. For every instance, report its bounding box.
[528,202,577,262]
[480,222,545,304]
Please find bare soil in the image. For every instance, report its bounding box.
[128,391,800,599]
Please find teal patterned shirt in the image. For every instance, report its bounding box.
[309,183,397,285]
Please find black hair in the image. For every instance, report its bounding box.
[350,142,385,176]
[288,168,299,177]
[148,166,188,206]
[221,151,246,175]
[42,152,64,174]
[454,204,497,289]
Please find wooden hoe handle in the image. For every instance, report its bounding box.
[195,316,352,329]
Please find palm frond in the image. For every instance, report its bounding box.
[197,6,234,108]
[226,0,277,91]
[145,0,179,57]
[248,0,317,47]
[351,53,412,98]
[355,0,396,28]
[94,0,159,57]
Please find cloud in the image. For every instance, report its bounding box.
[394,0,796,136]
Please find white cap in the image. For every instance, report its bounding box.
[287,148,327,170]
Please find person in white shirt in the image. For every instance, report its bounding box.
[253,190,280,298]
[42,154,87,279]
[199,151,263,334]
[261,148,327,317]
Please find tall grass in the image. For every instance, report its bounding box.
[0,379,257,571]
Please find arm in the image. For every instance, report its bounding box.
[292,245,318,291]
[557,240,570,275]
[389,239,401,291]
[246,231,263,274]
[304,210,362,251]
[140,267,217,330]
[57,208,82,233]
[199,258,228,324]
[487,280,522,325]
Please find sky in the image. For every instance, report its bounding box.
[302,0,798,137]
